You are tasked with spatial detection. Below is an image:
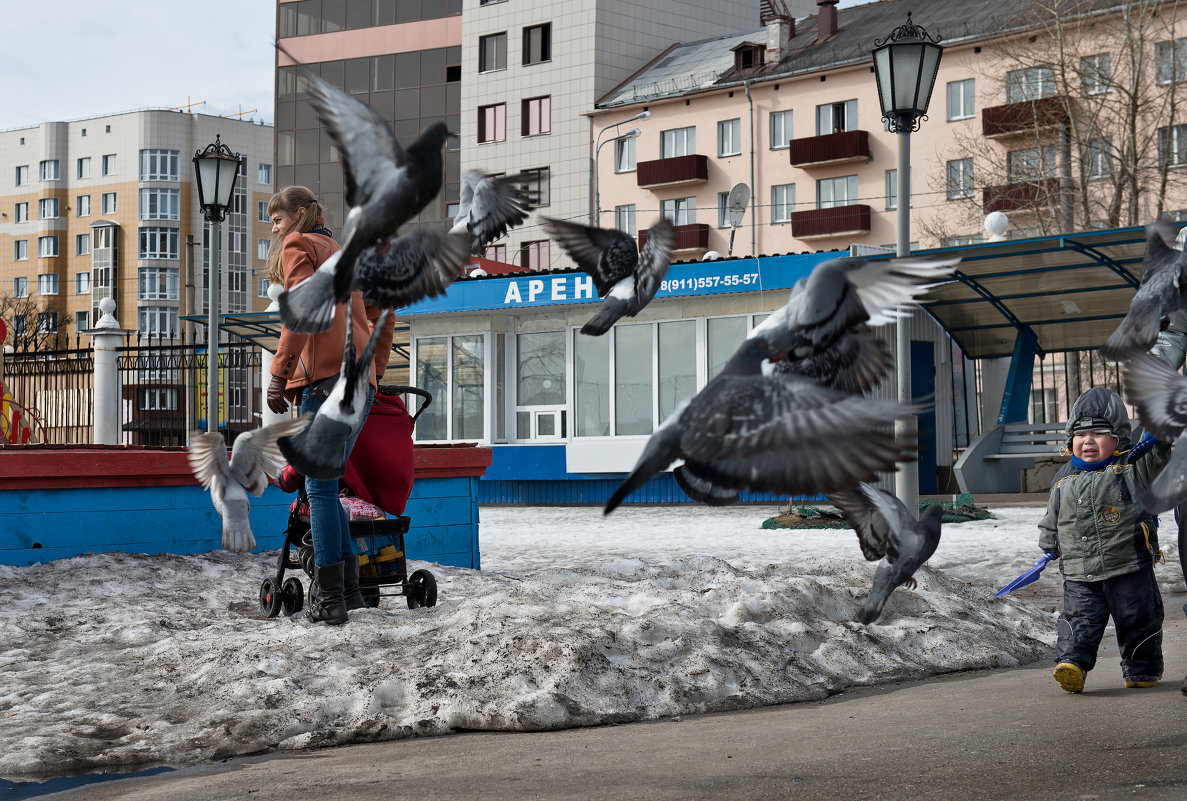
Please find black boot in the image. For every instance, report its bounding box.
[343,554,366,611]
[307,562,348,625]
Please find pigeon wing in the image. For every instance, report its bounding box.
[542,217,637,295]
[1122,352,1187,441]
[464,174,532,253]
[228,414,313,496]
[774,325,891,395]
[632,219,674,309]
[355,230,469,309]
[187,431,230,492]
[1141,431,1187,513]
[825,485,893,561]
[859,484,914,563]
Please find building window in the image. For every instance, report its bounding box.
[574,331,609,436]
[522,96,551,136]
[658,320,696,423]
[717,192,730,228]
[947,78,975,120]
[1156,38,1187,85]
[258,275,271,298]
[413,334,488,442]
[615,204,636,236]
[39,160,60,181]
[478,103,506,143]
[38,273,59,295]
[660,126,696,158]
[138,149,178,180]
[519,167,549,207]
[258,200,269,222]
[816,175,859,208]
[76,194,91,217]
[769,109,793,149]
[101,154,116,176]
[885,169,898,210]
[523,23,551,65]
[1086,138,1112,179]
[515,330,565,440]
[1080,54,1111,95]
[520,239,550,270]
[15,165,28,186]
[76,234,91,256]
[1007,145,1059,180]
[77,157,91,179]
[1006,66,1055,102]
[101,192,117,214]
[138,388,178,411]
[75,310,89,332]
[138,266,179,300]
[38,236,59,257]
[1159,124,1187,167]
[771,183,794,223]
[38,198,59,219]
[13,276,28,297]
[816,99,857,135]
[14,202,28,222]
[76,272,91,293]
[943,234,984,247]
[479,32,507,72]
[258,238,270,260]
[258,163,272,185]
[660,196,696,226]
[36,312,58,334]
[718,118,741,157]
[946,158,974,199]
[615,324,653,436]
[485,244,506,262]
[139,188,180,220]
[138,307,178,337]
[13,315,27,337]
[14,241,27,262]
[615,136,636,172]
[139,227,180,260]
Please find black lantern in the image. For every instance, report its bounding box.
[872,12,944,134]
[193,134,242,222]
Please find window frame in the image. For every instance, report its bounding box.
[946,158,974,200]
[717,118,742,157]
[479,32,508,73]
[478,102,507,143]
[521,95,551,137]
[522,22,551,66]
[769,109,793,150]
[770,183,794,223]
[946,78,975,121]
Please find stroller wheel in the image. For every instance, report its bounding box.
[405,569,438,610]
[362,585,381,608]
[280,577,304,616]
[259,578,282,618]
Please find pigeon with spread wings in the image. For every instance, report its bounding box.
[452,171,532,255]
[353,229,471,310]
[1121,352,1187,513]
[1102,218,1187,360]
[543,217,675,336]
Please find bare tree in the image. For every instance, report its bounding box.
[0,292,73,351]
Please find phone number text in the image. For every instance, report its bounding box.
[660,273,760,293]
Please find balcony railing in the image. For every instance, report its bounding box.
[639,223,710,252]
[982,178,1063,213]
[636,154,709,188]
[787,130,870,167]
[790,204,871,239]
[982,95,1069,138]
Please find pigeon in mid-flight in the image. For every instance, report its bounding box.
[187,414,312,553]
[542,217,675,336]
[827,483,944,624]
[353,229,471,310]
[1102,218,1187,360]
[603,337,922,513]
[1121,352,1187,513]
[452,171,532,255]
[278,310,391,481]
[276,43,454,334]
[771,324,892,395]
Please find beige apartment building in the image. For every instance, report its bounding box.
[0,110,274,344]
[591,0,1187,259]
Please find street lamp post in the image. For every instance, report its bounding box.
[192,134,242,435]
[592,110,650,225]
[871,12,943,517]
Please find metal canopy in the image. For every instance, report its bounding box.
[919,225,1161,359]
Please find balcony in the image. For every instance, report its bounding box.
[787,130,870,168]
[790,204,871,240]
[636,154,709,188]
[639,223,710,253]
[982,178,1063,213]
[982,96,1069,138]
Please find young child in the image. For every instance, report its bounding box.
[1038,386,1170,693]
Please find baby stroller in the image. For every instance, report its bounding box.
[258,385,438,617]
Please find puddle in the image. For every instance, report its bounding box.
[0,766,173,799]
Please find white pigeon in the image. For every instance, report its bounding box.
[451,171,532,255]
[187,414,312,553]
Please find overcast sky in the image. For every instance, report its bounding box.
[0,0,874,132]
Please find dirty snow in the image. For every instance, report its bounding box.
[2,502,1182,780]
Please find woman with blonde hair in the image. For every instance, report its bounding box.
[265,186,395,625]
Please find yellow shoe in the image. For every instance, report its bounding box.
[1123,675,1161,688]
[1054,662,1085,693]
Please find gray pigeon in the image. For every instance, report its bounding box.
[1102,218,1187,360]
[451,171,532,255]
[187,414,312,553]
[603,337,922,513]
[542,217,675,336]
[771,324,892,395]
[1121,352,1187,513]
[277,43,454,334]
[354,229,471,309]
[278,310,391,481]
[828,483,943,624]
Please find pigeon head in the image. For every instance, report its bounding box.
[920,504,944,527]
[723,336,783,376]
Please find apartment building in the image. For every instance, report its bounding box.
[0,111,274,343]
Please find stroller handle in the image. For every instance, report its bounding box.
[378,385,433,423]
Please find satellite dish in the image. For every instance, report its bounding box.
[727,183,750,228]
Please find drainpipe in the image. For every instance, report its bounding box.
[745,80,756,257]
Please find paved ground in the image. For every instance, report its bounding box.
[40,584,1187,801]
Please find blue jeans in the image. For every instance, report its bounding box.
[300,383,375,566]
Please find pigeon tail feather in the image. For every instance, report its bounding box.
[674,465,741,506]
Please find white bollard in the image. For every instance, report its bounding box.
[85,297,133,445]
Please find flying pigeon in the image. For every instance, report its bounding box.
[603,337,922,513]
[276,43,454,334]
[771,324,892,395]
[278,310,392,481]
[187,414,312,553]
[750,255,958,361]
[542,217,675,336]
[827,483,944,624]
[1120,352,1187,512]
[451,171,532,255]
[1102,218,1187,360]
[353,229,471,310]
